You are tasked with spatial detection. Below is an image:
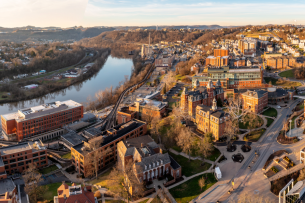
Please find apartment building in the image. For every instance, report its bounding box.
[155,55,175,67]
[1,100,83,141]
[180,80,224,117]
[206,48,229,67]
[71,119,147,177]
[0,141,47,175]
[117,135,181,195]
[266,56,296,69]
[117,99,167,125]
[195,99,228,140]
[241,90,268,113]
[192,66,264,89]
[238,39,257,57]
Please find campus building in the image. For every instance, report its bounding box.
[266,56,296,69]
[0,141,47,175]
[0,178,17,203]
[117,99,167,125]
[205,48,229,67]
[1,100,83,141]
[71,119,147,177]
[241,90,268,113]
[180,80,224,117]
[238,39,257,57]
[117,135,181,195]
[195,99,229,140]
[192,66,264,89]
[54,182,97,203]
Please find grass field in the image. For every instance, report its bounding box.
[266,118,274,127]
[41,182,72,202]
[169,173,217,203]
[206,147,221,162]
[61,152,71,159]
[87,171,111,188]
[262,107,278,117]
[244,128,266,142]
[39,165,58,174]
[239,115,263,129]
[264,77,302,88]
[169,152,211,177]
[279,69,295,78]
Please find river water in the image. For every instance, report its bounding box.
[0,56,134,115]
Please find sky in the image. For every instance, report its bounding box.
[1,0,305,28]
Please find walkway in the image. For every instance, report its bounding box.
[269,163,305,182]
[169,148,215,165]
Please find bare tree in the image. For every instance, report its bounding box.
[150,114,162,143]
[198,176,206,191]
[197,133,214,161]
[176,127,194,160]
[22,163,48,203]
[108,161,145,203]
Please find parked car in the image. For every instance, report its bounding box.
[277,105,281,109]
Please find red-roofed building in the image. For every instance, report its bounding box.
[54,182,97,203]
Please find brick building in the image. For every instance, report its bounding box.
[266,56,296,69]
[181,80,224,117]
[195,99,229,140]
[117,135,181,194]
[241,90,268,113]
[238,39,257,57]
[155,55,175,68]
[71,119,147,177]
[0,141,47,175]
[206,48,229,67]
[54,182,97,203]
[117,99,167,125]
[192,66,264,89]
[0,178,17,203]
[1,100,83,141]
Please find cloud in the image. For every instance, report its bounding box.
[0,0,88,27]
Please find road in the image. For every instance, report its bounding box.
[219,99,301,202]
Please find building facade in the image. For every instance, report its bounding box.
[206,48,229,67]
[180,80,224,117]
[266,56,296,69]
[117,135,181,194]
[192,66,264,89]
[241,90,268,113]
[1,100,83,141]
[0,141,48,175]
[195,99,228,140]
[71,119,147,177]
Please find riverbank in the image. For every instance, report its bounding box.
[0,48,111,104]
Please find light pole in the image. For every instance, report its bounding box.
[289,119,292,137]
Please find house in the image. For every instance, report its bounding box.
[54,182,97,203]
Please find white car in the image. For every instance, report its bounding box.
[277,106,281,109]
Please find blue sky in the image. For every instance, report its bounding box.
[1,0,305,27]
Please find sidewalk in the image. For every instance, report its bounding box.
[169,148,216,165]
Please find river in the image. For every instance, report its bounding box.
[0,56,134,115]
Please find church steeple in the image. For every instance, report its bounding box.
[212,98,217,111]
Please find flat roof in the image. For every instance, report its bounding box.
[0,141,44,156]
[2,100,82,121]
[61,131,87,147]
[0,178,15,195]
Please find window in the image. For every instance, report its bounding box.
[10,159,16,163]
[40,156,46,160]
[18,162,24,166]
[11,164,16,168]
[33,153,38,157]
[18,157,23,161]
[40,151,45,155]
[4,161,8,164]
[26,160,31,164]
[33,158,39,162]
[41,161,46,165]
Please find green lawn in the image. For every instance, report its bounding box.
[239,115,263,129]
[39,165,58,174]
[244,128,266,142]
[279,69,295,78]
[41,182,72,201]
[266,118,274,127]
[168,152,211,177]
[262,108,278,117]
[206,147,221,162]
[169,102,178,108]
[87,171,111,188]
[61,152,71,159]
[169,173,217,203]
[172,145,183,152]
[264,77,302,87]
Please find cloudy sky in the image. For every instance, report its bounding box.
[1,0,305,27]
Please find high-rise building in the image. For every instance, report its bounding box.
[206,48,229,67]
[1,100,83,141]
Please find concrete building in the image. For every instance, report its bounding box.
[1,100,83,141]
[71,119,147,177]
[0,141,47,175]
[241,90,268,113]
[117,135,181,195]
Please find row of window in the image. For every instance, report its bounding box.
[2,152,45,163]
[4,157,46,169]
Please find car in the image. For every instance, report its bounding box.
[277,105,281,109]
[158,185,162,189]
[147,88,149,90]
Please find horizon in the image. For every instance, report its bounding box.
[1,0,305,28]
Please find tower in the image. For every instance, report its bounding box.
[194,79,200,89]
[207,80,214,106]
[180,87,188,111]
[212,98,217,111]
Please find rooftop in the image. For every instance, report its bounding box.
[61,131,87,147]
[2,100,82,121]
[0,178,15,195]
[0,141,45,156]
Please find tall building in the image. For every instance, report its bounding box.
[238,39,257,57]
[192,66,264,89]
[206,48,229,67]
[117,135,181,195]
[71,119,147,177]
[141,45,153,58]
[0,141,48,175]
[1,100,83,141]
[180,80,224,117]
[195,99,229,140]
[267,56,296,69]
